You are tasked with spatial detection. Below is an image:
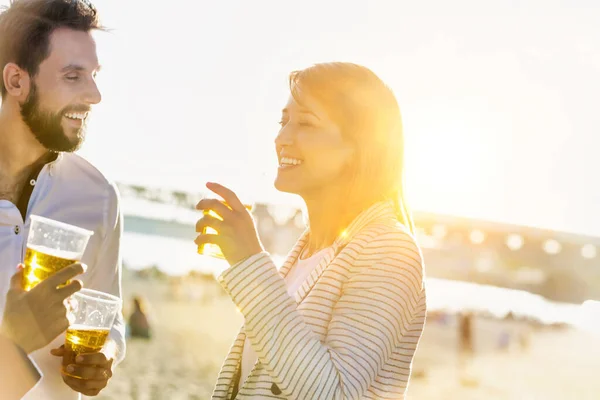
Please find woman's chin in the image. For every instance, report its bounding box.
[274,178,301,195]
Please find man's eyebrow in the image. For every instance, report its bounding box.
[60,64,102,73]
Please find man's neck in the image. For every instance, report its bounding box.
[0,101,49,179]
[0,102,53,204]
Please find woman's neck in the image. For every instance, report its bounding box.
[302,187,366,257]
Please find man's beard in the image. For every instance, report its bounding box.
[20,83,89,152]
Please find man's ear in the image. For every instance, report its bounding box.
[3,62,31,101]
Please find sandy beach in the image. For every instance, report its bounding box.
[91,270,600,400]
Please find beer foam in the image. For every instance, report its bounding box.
[68,324,111,332]
[26,244,83,261]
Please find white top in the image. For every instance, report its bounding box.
[0,153,126,400]
[239,247,329,388]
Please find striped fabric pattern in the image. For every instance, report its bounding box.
[212,201,426,399]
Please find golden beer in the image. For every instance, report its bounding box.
[22,245,78,291]
[62,325,110,377]
[198,203,253,259]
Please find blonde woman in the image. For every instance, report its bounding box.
[196,62,426,399]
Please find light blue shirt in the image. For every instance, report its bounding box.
[0,152,126,400]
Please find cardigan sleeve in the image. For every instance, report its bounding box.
[217,229,426,399]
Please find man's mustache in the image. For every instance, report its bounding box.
[62,105,92,114]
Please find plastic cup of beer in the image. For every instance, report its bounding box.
[23,215,93,291]
[62,288,121,378]
[197,201,254,259]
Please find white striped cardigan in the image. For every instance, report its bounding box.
[212,201,427,399]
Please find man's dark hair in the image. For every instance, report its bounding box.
[0,0,103,97]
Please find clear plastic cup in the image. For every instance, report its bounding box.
[62,289,121,377]
[197,202,254,259]
[22,215,93,291]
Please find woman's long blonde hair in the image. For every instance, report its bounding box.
[289,62,415,234]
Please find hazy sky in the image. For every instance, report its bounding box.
[2,0,599,236]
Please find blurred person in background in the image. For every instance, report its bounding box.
[1,264,85,400]
[127,295,152,340]
[196,62,426,399]
[0,1,125,398]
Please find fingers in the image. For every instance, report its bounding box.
[81,388,102,397]
[8,267,24,291]
[65,364,112,380]
[41,263,86,289]
[50,345,66,357]
[59,351,112,396]
[62,375,107,396]
[195,198,233,220]
[194,233,221,247]
[43,316,70,341]
[206,182,245,212]
[55,279,83,300]
[75,352,111,367]
[195,214,223,233]
[38,316,68,347]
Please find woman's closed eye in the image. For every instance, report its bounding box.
[278,117,316,129]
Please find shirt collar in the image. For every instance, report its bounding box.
[296,200,400,256]
[333,200,398,249]
[45,152,62,176]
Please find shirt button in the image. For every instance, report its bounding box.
[271,383,282,395]
[14,225,20,235]
[30,179,36,186]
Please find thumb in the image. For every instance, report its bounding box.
[9,266,25,291]
[50,345,66,357]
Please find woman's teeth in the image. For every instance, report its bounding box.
[280,157,303,166]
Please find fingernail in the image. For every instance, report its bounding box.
[67,365,75,373]
[76,356,84,363]
[81,263,88,273]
